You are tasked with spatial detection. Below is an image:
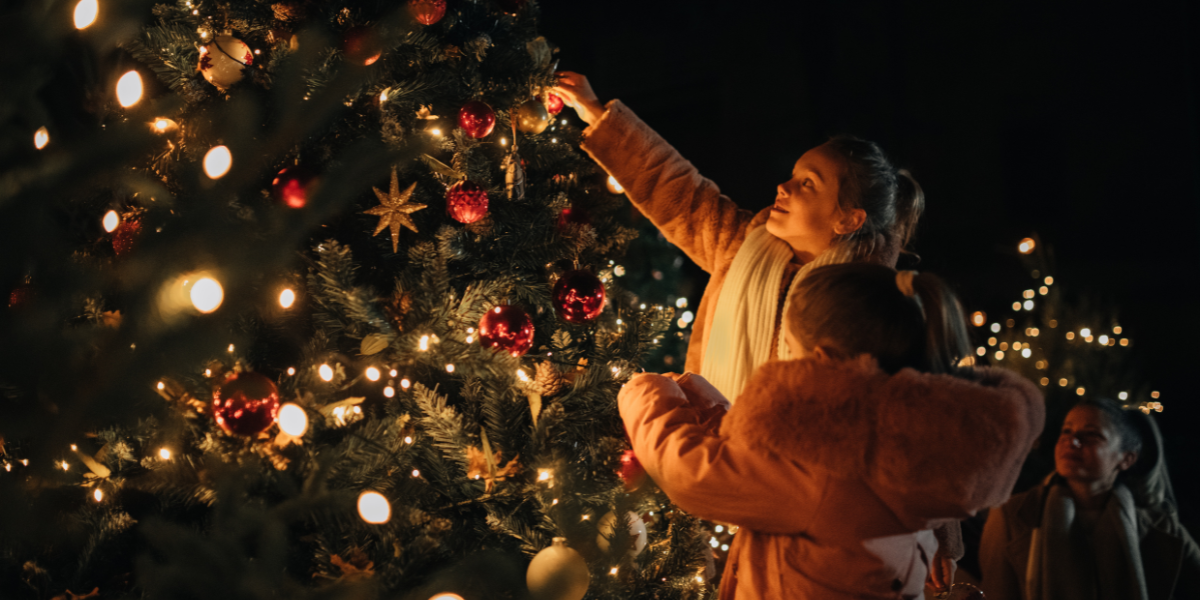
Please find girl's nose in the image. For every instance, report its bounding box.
[777,184,788,197]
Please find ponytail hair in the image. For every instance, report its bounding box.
[823,136,926,257]
[786,263,971,374]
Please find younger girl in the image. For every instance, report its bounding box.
[618,264,1045,599]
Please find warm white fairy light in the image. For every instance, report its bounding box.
[1066,332,1076,340]
[430,595,465,600]
[61,460,70,471]
[1021,348,1031,358]
[400,378,411,390]
[1113,325,1123,334]
[34,126,50,149]
[1039,286,1049,295]
[203,145,232,179]
[500,137,508,146]
[318,364,334,381]
[158,448,171,460]
[357,491,391,524]
[1023,300,1033,310]
[1012,302,1022,311]
[101,210,121,232]
[419,335,430,351]
[607,175,624,194]
[383,386,395,397]
[1119,391,1129,400]
[1151,391,1160,399]
[365,367,381,381]
[1098,334,1109,345]
[1039,377,1050,386]
[1023,289,1035,299]
[287,367,296,376]
[227,344,235,353]
[278,403,308,437]
[516,369,529,382]
[74,0,99,29]
[430,128,442,136]
[609,567,619,576]
[412,469,420,477]
[994,351,1004,361]
[279,288,295,308]
[116,71,143,107]
[1076,387,1086,396]
[445,363,455,373]
[990,323,1001,333]
[1120,338,1129,346]
[404,436,413,444]
[93,488,104,502]
[537,469,552,481]
[1018,238,1035,254]
[190,276,223,313]
[1080,328,1091,337]
[976,346,986,356]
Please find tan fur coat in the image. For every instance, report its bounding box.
[619,357,1044,599]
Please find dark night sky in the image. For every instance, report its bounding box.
[541,1,1200,521]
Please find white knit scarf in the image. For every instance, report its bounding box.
[701,225,857,402]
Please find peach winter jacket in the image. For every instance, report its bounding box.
[618,357,1045,600]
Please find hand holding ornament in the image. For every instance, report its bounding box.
[552,71,604,126]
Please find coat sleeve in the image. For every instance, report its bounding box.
[979,507,1024,600]
[618,373,820,534]
[581,100,757,274]
[1174,523,1200,600]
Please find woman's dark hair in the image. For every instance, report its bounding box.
[823,135,924,252]
[786,263,971,374]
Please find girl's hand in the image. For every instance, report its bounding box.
[925,555,957,594]
[553,71,605,126]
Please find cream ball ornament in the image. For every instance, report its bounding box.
[198,36,254,90]
[595,511,648,557]
[526,537,589,600]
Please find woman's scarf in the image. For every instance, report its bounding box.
[1026,479,1148,600]
[700,225,858,402]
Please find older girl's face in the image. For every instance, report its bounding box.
[765,143,864,260]
[1055,406,1137,488]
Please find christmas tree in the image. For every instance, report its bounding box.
[0,1,713,598]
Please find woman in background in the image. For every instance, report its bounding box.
[980,398,1200,600]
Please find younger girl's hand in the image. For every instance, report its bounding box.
[925,555,956,594]
[553,71,605,126]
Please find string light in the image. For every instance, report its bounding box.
[606,175,624,194]
[203,145,232,179]
[1040,377,1049,386]
[400,378,411,390]
[93,488,104,502]
[404,436,413,444]
[1018,238,1036,254]
[102,210,120,232]
[365,367,381,381]
[279,288,295,308]
[680,311,694,324]
[227,344,235,353]
[390,369,398,377]
[74,0,99,29]
[994,351,1004,361]
[445,363,455,373]
[1151,391,1160,399]
[1021,348,1031,358]
[516,369,530,382]
[1118,391,1129,400]
[1066,332,1076,340]
[116,71,143,107]
[61,461,70,471]
[500,137,507,146]
[1044,276,1054,285]
[537,469,552,481]
[1119,338,1129,346]
[287,367,296,376]
[34,126,49,149]
[1059,378,1069,387]
[357,491,391,524]
[412,469,420,477]
[1098,334,1109,345]
[1039,286,1049,295]
[278,403,308,436]
[987,337,997,346]
[190,276,223,313]
[971,311,986,327]
[1012,302,1022,311]
[1023,289,1035,299]
[156,381,165,390]
[430,595,465,600]
[976,347,986,356]
[151,118,178,133]
[1113,326,1123,334]
[609,568,619,576]
[990,323,1001,333]
[383,386,395,397]
[159,448,171,460]
[419,335,430,351]
[430,128,442,136]
[1023,300,1034,310]
[1076,387,1085,396]
[1080,328,1091,337]
[318,364,334,381]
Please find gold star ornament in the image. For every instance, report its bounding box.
[364,168,426,252]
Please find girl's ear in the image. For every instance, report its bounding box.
[834,208,867,236]
[1117,451,1139,473]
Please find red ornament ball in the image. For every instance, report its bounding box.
[619,449,646,491]
[446,180,489,224]
[479,305,535,357]
[271,166,319,209]
[457,100,496,138]
[7,283,34,309]
[552,270,606,324]
[342,26,383,66]
[111,217,142,256]
[408,0,446,25]
[556,207,591,232]
[543,92,564,116]
[213,372,281,436]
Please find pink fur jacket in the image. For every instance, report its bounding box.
[618,356,1044,600]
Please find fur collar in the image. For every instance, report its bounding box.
[722,356,1043,512]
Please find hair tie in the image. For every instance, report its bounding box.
[895,270,918,297]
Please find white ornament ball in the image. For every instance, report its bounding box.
[198,36,253,90]
[526,537,589,600]
[596,511,648,557]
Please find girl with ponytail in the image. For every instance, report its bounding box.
[618,264,1045,599]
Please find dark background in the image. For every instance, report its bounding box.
[541,1,1200,525]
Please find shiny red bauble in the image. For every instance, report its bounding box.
[213,372,281,436]
[543,92,564,116]
[457,100,496,138]
[408,0,446,25]
[342,26,382,66]
[111,218,142,256]
[271,166,319,209]
[479,305,535,357]
[552,270,606,324]
[446,180,489,224]
[619,449,646,491]
[7,283,34,309]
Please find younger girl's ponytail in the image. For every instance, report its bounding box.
[786,263,971,374]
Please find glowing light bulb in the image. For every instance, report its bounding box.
[970,311,986,327]
[1080,328,1091,337]
[357,491,391,524]
[419,335,430,351]
[278,403,308,436]
[116,71,143,107]
[1023,300,1034,310]
[404,436,413,444]
[517,369,529,382]
[287,367,296,376]
[157,381,165,390]
[190,277,223,313]
[1118,391,1128,400]
[1039,286,1049,295]
[1076,387,1085,396]
[607,175,624,194]
[1113,326,1122,334]
[990,323,1001,333]
[538,469,552,481]
[1018,237,1035,254]
[203,145,232,179]
[151,118,178,133]
[681,311,695,324]
[1039,377,1049,386]
[431,128,442,136]
[445,363,455,373]
[34,126,49,149]
[430,594,465,600]
[1098,334,1109,345]
[383,386,395,397]
[318,364,334,381]
[365,367,381,381]
[159,448,171,460]
[1021,348,1031,358]
[976,347,985,356]
[74,0,99,29]
[609,567,619,576]
[379,89,389,103]
[279,288,295,308]
[1151,391,1160,399]
[227,344,235,353]
[102,210,120,232]
[400,378,410,389]
[93,488,104,502]
[412,469,421,477]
